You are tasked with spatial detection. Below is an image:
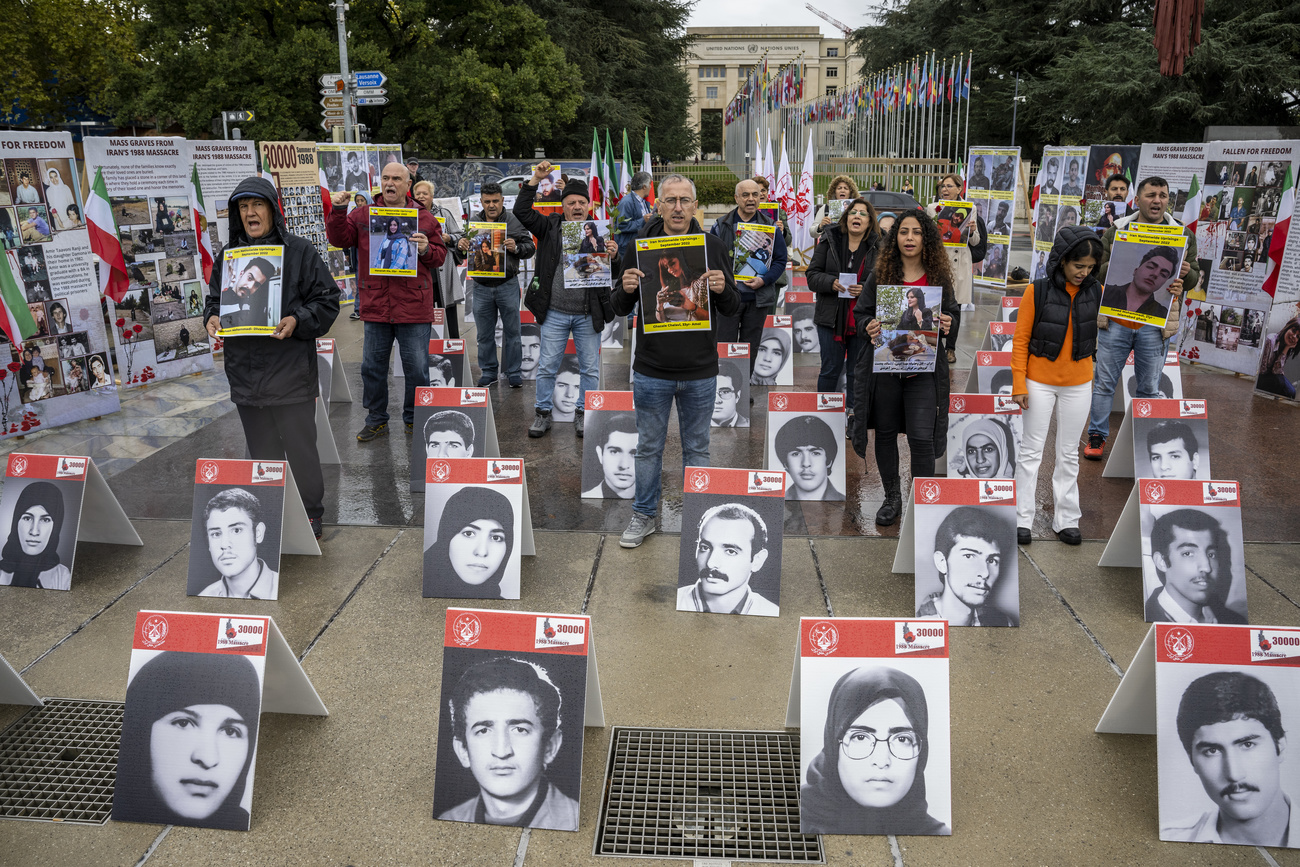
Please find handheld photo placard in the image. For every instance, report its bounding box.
[733,222,776,281]
[766,392,847,502]
[945,394,1022,481]
[218,247,282,336]
[964,350,1014,396]
[895,478,1020,626]
[423,458,535,600]
[433,607,603,831]
[1104,398,1210,480]
[581,392,637,499]
[315,337,353,404]
[782,293,820,354]
[752,315,794,386]
[466,222,507,279]
[428,338,467,389]
[635,234,710,333]
[1113,350,1183,412]
[0,453,140,591]
[676,466,786,617]
[410,388,500,492]
[978,320,1016,352]
[112,609,327,831]
[713,344,751,428]
[560,219,612,290]
[1098,623,1300,849]
[824,200,848,223]
[531,164,562,199]
[787,617,952,836]
[1101,230,1186,329]
[872,285,940,375]
[935,201,975,247]
[368,207,418,277]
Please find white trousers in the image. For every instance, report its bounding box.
[1016,379,1092,532]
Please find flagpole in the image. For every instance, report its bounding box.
[963,51,973,175]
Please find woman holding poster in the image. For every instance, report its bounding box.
[927,174,985,365]
[851,210,957,527]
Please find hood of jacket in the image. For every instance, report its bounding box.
[226,176,285,247]
[1047,225,1103,292]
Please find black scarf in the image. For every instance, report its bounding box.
[1,481,65,588]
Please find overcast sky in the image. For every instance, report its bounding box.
[685,0,877,37]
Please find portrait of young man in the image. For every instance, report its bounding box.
[193,487,281,599]
[519,323,541,381]
[791,306,820,354]
[1142,419,1204,480]
[550,356,582,423]
[677,502,779,616]
[428,355,458,389]
[582,412,637,499]
[425,410,476,459]
[1144,508,1246,624]
[1102,245,1180,321]
[1164,671,1299,847]
[916,505,1018,627]
[712,360,749,428]
[775,415,844,501]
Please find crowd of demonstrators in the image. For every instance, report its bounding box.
[927,173,986,365]
[463,182,536,388]
[413,179,465,339]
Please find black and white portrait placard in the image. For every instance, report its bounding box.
[580,391,637,500]
[979,320,1016,352]
[409,387,498,493]
[751,314,794,386]
[790,617,952,836]
[963,350,1013,396]
[434,607,602,831]
[0,452,88,590]
[783,293,820,354]
[675,466,787,617]
[713,344,751,429]
[1000,295,1020,323]
[1104,397,1211,480]
[428,338,467,389]
[766,392,847,501]
[186,460,288,599]
[423,458,531,600]
[945,393,1022,481]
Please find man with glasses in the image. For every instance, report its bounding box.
[712,361,748,428]
[613,175,740,547]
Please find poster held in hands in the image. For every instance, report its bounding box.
[466,222,506,279]
[217,247,282,336]
[935,201,975,247]
[635,234,710,333]
[561,219,612,289]
[368,207,418,277]
[732,222,776,280]
[872,284,940,375]
[1100,230,1187,328]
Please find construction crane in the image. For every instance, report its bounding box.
[805,3,853,38]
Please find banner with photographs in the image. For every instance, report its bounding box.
[966,146,1019,286]
[635,234,711,334]
[782,291,819,353]
[946,393,1022,480]
[433,607,592,831]
[257,141,328,263]
[465,222,506,279]
[713,344,751,428]
[423,458,524,600]
[871,284,940,374]
[910,477,1019,626]
[368,207,418,277]
[795,617,952,836]
[676,466,786,616]
[1101,229,1187,328]
[752,314,793,385]
[1082,145,1142,223]
[410,387,495,493]
[1138,478,1247,624]
[935,201,975,248]
[561,219,612,289]
[1153,623,1300,849]
[217,246,283,336]
[317,143,370,195]
[0,452,89,590]
[184,140,257,253]
[766,392,847,501]
[186,459,287,599]
[581,391,636,499]
[82,136,216,385]
[367,144,404,195]
[1032,146,1088,276]
[0,131,120,434]
[732,222,776,280]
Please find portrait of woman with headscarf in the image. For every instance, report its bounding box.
[800,666,950,836]
[423,486,518,599]
[112,650,262,830]
[951,417,1017,480]
[0,480,74,590]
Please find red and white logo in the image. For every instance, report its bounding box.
[919,481,942,503]
[1144,481,1166,503]
[445,339,464,352]
[808,621,840,656]
[141,615,169,648]
[728,343,747,356]
[689,470,710,492]
[994,395,1018,413]
[896,621,944,653]
[979,353,993,365]
[1180,399,1206,417]
[951,397,966,413]
[979,480,1015,503]
[488,460,521,481]
[55,457,87,478]
[590,393,605,410]
[418,390,434,405]
[773,395,788,411]
[748,471,785,494]
[461,389,486,404]
[1164,627,1194,661]
[451,613,482,646]
[1203,482,1238,504]
[1136,400,1152,418]
[316,338,331,352]
[1252,629,1300,662]
[251,462,284,484]
[535,616,586,649]
[432,461,451,482]
[817,393,844,410]
[200,461,219,484]
[10,456,27,477]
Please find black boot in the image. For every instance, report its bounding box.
[875,477,902,526]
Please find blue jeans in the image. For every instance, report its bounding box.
[631,374,714,517]
[816,325,862,410]
[362,321,430,426]
[534,312,600,412]
[470,277,521,381]
[1088,322,1168,439]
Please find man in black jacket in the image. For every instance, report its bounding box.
[204,177,340,539]
[460,182,535,387]
[612,174,741,548]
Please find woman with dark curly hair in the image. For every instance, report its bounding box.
[850,210,958,526]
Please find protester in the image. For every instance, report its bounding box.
[751,176,793,248]
[614,172,655,264]
[805,197,879,436]
[927,173,986,365]
[413,179,465,340]
[327,162,445,442]
[205,177,340,539]
[851,209,958,527]
[811,175,860,240]
[612,174,740,547]
[1010,226,1103,546]
[460,182,535,387]
[513,161,617,438]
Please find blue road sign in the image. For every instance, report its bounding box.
[354,71,387,89]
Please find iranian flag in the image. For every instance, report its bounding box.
[1030,156,1051,227]
[1262,164,1293,299]
[1179,174,1202,235]
[1,250,38,345]
[603,128,620,215]
[85,166,130,303]
[641,128,655,205]
[189,164,216,283]
[763,132,776,193]
[587,128,603,218]
[619,129,634,199]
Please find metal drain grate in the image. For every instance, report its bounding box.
[0,698,123,824]
[594,727,824,862]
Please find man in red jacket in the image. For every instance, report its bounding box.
[327,162,446,441]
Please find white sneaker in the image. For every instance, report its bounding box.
[620,513,656,548]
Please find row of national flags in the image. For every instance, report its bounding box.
[588,128,655,220]
[796,51,971,126]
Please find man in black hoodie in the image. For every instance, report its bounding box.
[204,177,341,539]
[612,174,741,548]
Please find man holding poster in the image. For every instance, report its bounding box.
[613,174,739,548]
[204,177,340,539]
[709,179,787,378]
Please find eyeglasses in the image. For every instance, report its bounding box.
[840,729,920,761]
[660,197,695,208]
[717,387,736,398]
